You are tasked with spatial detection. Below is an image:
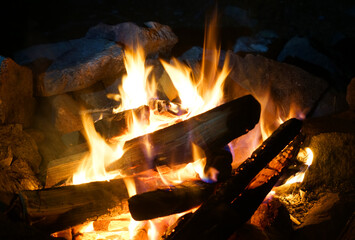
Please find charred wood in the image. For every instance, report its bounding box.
[164,118,302,240]
[107,95,261,175]
[129,180,216,221]
[46,95,259,187]
[9,178,129,233]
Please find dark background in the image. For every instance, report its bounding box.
[0,0,354,88]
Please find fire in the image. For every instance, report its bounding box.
[67,9,311,240]
[69,10,233,240]
[283,147,314,185]
[161,14,230,117]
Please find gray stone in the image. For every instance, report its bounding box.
[302,132,355,190]
[37,38,124,96]
[309,87,348,117]
[0,57,36,127]
[278,37,340,76]
[86,21,178,56]
[347,78,355,110]
[14,39,83,65]
[234,30,278,54]
[227,52,329,133]
[295,192,355,240]
[73,81,118,110]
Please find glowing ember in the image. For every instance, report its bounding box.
[283,147,314,185]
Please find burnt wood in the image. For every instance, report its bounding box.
[164,118,302,240]
[106,95,261,175]
[46,95,260,187]
[11,178,129,233]
[128,180,216,221]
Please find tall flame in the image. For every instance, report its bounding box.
[71,11,238,240]
[161,11,230,117]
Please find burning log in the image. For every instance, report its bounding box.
[129,147,233,221]
[129,180,216,221]
[163,118,302,240]
[46,95,260,187]
[94,105,150,139]
[106,95,261,175]
[9,178,129,234]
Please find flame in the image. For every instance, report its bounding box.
[72,113,124,184]
[161,11,230,118]
[70,11,235,240]
[283,147,314,185]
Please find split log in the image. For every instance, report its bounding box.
[46,95,260,187]
[129,180,216,221]
[94,105,150,139]
[106,95,261,175]
[164,118,302,240]
[9,178,129,233]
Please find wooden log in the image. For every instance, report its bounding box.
[107,95,261,175]
[164,118,302,240]
[10,178,129,234]
[129,180,216,221]
[46,95,260,187]
[128,147,233,221]
[94,105,150,139]
[200,136,303,240]
[45,151,87,187]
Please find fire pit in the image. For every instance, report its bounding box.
[0,2,354,240]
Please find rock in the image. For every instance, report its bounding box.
[309,87,348,117]
[302,111,355,136]
[72,81,118,110]
[227,52,328,134]
[50,94,83,134]
[0,124,42,174]
[223,6,257,28]
[251,197,294,239]
[86,21,178,56]
[234,30,278,54]
[37,38,124,96]
[302,132,355,191]
[295,192,355,240]
[0,57,36,127]
[346,78,355,110]
[277,37,341,81]
[0,124,42,193]
[14,39,83,65]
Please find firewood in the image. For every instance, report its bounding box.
[9,178,129,234]
[164,118,302,240]
[46,95,260,187]
[94,105,150,139]
[46,151,87,187]
[129,180,216,221]
[106,95,261,175]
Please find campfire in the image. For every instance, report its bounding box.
[0,5,354,240]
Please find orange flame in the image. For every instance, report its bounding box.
[70,11,247,240]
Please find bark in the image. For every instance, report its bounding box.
[129,180,216,221]
[10,178,129,233]
[164,118,302,240]
[106,95,261,175]
[46,95,260,187]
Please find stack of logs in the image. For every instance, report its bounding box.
[6,95,304,239]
